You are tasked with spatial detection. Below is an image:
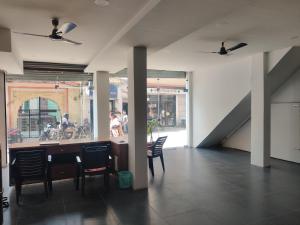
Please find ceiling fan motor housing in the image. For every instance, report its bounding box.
[50,18,62,40]
[52,18,59,27]
[219,47,227,55]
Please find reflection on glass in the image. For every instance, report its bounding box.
[6,80,93,144]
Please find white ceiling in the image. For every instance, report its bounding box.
[0,0,149,65]
[148,0,300,71]
[1,0,300,73]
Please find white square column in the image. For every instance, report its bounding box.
[251,53,271,167]
[93,71,110,140]
[0,70,7,166]
[128,46,148,190]
[186,72,193,147]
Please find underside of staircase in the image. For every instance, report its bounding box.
[197,47,300,148]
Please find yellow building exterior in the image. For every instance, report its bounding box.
[6,81,90,130]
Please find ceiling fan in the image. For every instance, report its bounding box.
[200,42,248,55]
[14,18,82,45]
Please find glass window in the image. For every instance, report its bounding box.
[6,79,93,144]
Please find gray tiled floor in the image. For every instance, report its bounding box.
[3,147,300,225]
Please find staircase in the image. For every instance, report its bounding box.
[197,47,300,148]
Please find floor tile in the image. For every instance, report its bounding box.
[2,147,300,225]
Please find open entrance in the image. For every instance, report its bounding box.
[109,70,188,148]
[147,77,187,148]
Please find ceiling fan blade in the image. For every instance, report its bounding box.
[227,43,248,52]
[198,51,218,54]
[13,32,48,38]
[61,37,82,45]
[224,52,234,56]
[57,22,77,35]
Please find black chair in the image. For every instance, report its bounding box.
[147,136,168,177]
[75,143,111,195]
[11,150,51,205]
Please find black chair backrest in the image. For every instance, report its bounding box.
[81,143,111,170]
[15,150,46,180]
[152,136,168,157]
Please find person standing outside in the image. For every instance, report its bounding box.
[121,110,128,133]
[110,113,123,137]
[61,113,69,130]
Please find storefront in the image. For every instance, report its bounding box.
[147,88,186,127]
[109,71,187,129]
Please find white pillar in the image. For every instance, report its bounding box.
[93,71,110,140]
[186,72,193,147]
[0,70,7,167]
[128,46,148,190]
[251,53,271,167]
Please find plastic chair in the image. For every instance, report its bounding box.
[75,143,111,195]
[12,149,51,205]
[147,136,168,176]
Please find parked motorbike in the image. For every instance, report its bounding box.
[74,123,91,139]
[8,128,23,144]
[40,123,57,141]
[40,121,90,141]
[61,125,74,140]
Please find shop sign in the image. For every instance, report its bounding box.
[109,84,118,99]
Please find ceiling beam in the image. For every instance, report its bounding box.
[0,28,23,74]
[86,0,161,73]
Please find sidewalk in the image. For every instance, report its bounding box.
[150,127,187,148]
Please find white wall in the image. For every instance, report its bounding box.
[223,121,251,152]
[223,48,291,153]
[223,64,300,163]
[223,121,251,151]
[191,47,300,163]
[192,57,252,147]
[271,70,300,162]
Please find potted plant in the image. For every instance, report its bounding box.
[147,119,159,143]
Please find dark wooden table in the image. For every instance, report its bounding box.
[8,137,128,186]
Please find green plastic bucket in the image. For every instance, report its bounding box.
[118,171,133,189]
